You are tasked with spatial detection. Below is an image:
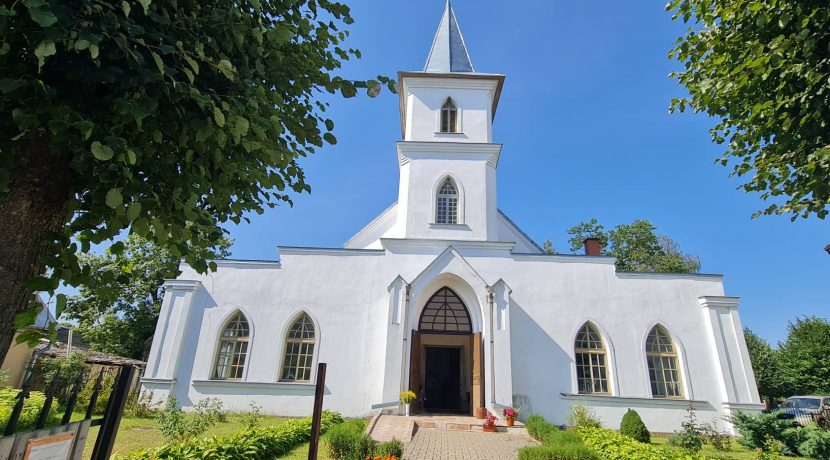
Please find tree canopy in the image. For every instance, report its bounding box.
[65,234,230,359]
[778,316,830,395]
[744,328,789,401]
[667,1,830,220]
[0,0,393,359]
[565,218,701,273]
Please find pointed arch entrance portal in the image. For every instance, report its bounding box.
[409,287,484,415]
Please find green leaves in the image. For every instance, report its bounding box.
[213,107,225,127]
[137,0,151,15]
[25,0,57,27]
[217,60,236,80]
[91,141,114,160]
[105,188,123,208]
[668,0,830,220]
[0,79,26,94]
[34,40,56,69]
[152,52,164,75]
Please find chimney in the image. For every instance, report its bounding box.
[583,238,601,256]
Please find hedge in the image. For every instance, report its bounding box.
[0,387,58,431]
[121,410,342,459]
[579,427,703,460]
[326,418,403,460]
[520,415,599,460]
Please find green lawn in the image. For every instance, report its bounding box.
[82,414,289,459]
[652,434,809,460]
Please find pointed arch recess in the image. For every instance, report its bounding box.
[645,324,685,398]
[435,177,459,224]
[440,97,458,133]
[418,287,472,334]
[279,311,317,382]
[573,322,610,394]
[212,311,251,380]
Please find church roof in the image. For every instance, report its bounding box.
[424,1,474,73]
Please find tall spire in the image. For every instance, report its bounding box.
[424,0,474,73]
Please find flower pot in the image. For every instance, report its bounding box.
[482,425,497,432]
[405,403,410,417]
[475,407,487,419]
[505,417,515,427]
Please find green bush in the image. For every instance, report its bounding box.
[76,372,115,416]
[525,414,561,442]
[568,405,602,430]
[122,410,343,459]
[731,411,801,454]
[326,419,373,460]
[620,409,651,443]
[0,387,59,431]
[374,439,404,458]
[796,424,830,459]
[580,427,703,460]
[124,390,157,418]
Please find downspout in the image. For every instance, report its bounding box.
[487,287,496,408]
[399,284,411,396]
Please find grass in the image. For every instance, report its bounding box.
[81,414,289,459]
[652,434,810,460]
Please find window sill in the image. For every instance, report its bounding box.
[434,132,466,136]
[429,223,470,230]
[192,379,316,392]
[560,393,710,408]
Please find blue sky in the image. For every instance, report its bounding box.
[222,1,826,344]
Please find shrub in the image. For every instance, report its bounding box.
[667,407,705,453]
[155,396,216,443]
[580,427,702,460]
[756,435,784,460]
[796,424,830,459]
[731,411,800,454]
[193,397,227,423]
[374,439,404,458]
[620,409,651,443]
[34,352,89,405]
[240,402,262,430]
[76,372,115,416]
[0,387,58,431]
[123,410,343,459]
[124,390,157,418]
[326,419,373,460]
[568,405,602,430]
[525,414,562,442]
[702,424,732,452]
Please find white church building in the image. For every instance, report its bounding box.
[142,2,763,432]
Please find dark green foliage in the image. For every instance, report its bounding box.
[619,409,650,443]
[326,419,373,460]
[125,410,343,459]
[76,372,114,416]
[778,316,830,395]
[566,219,700,273]
[65,234,230,359]
[33,351,89,404]
[744,328,790,401]
[731,411,801,455]
[520,415,599,460]
[796,425,830,459]
[374,439,404,458]
[0,0,394,357]
[667,0,830,220]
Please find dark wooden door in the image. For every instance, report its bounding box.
[409,330,421,413]
[424,347,462,412]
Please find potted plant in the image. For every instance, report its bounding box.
[503,407,518,427]
[482,413,497,432]
[400,390,416,416]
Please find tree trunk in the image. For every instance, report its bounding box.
[0,135,72,362]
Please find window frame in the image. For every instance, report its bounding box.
[279,312,318,383]
[574,322,610,395]
[439,97,459,133]
[645,325,686,399]
[211,311,251,381]
[434,177,460,225]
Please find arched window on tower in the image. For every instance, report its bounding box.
[574,322,609,394]
[435,178,458,224]
[440,97,458,133]
[213,312,250,380]
[646,325,684,398]
[280,313,317,382]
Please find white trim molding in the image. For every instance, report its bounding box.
[560,393,711,409]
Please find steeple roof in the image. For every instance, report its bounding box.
[424,1,474,73]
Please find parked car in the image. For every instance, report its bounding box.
[778,396,830,426]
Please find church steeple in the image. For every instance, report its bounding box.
[424,1,474,73]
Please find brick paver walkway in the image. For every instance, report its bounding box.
[403,428,536,460]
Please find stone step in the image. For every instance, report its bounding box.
[367,414,526,443]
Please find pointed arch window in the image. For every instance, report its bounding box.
[213,312,250,380]
[574,322,609,394]
[418,287,472,333]
[646,325,684,398]
[280,313,316,382]
[435,178,458,224]
[440,97,458,133]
